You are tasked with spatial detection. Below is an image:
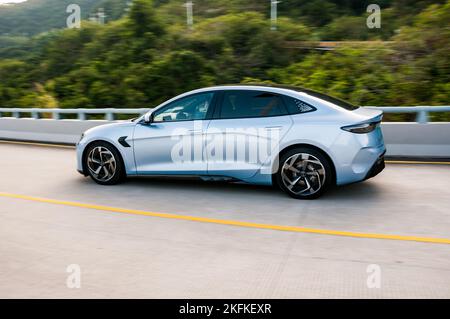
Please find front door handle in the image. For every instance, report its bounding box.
[265,126,282,130]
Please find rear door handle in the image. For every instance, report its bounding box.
[188,129,202,133]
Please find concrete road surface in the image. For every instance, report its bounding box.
[0,141,449,298]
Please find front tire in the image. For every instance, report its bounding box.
[84,141,125,185]
[276,147,333,199]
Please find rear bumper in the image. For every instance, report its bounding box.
[364,151,385,180]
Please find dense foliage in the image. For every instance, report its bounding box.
[0,0,448,111]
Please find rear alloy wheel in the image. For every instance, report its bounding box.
[276,148,332,199]
[84,142,125,185]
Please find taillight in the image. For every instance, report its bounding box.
[341,122,379,134]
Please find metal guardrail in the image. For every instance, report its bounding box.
[0,108,149,121]
[0,106,449,123]
[366,106,450,123]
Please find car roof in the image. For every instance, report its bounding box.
[192,84,299,95]
[187,84,345,102]
[190,84,358,110]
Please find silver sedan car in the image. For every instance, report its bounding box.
[76,85,385,199]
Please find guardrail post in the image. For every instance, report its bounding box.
[105,110,115,121]
[52,111,60,120]
[31,110,39,119]
[12,111,20,118]
[78,111,86,121]
[416,110,429,124]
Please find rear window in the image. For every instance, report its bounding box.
[301,90,359,111]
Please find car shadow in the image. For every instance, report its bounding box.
[126,175,274,193]
[325,180,383,201]
[120,175,383,201]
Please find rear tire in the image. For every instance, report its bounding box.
[84,141,125,185]
[276,147,333,199]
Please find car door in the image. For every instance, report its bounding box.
[206,90,293,179]
[134,92,215,175]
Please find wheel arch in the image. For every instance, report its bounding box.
[272,143,337,186]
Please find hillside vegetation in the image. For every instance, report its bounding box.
[0,0,449,112]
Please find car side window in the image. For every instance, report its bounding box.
[153,92,214,122]
[219,90,288,119]
[283,96,317,114]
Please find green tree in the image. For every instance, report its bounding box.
[127,0,164,37]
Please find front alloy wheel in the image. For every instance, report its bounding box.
[87,146,117,182]
[84,142,125,185]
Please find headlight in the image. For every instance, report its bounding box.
[341,122,379,134]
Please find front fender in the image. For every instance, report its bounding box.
[76,122,137,176]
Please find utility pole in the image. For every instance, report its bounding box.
[97,8,106,25]
[183,1,194,29]
[125,0,133,13]
[270,0,280,30]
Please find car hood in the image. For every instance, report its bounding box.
[83,120,136,138]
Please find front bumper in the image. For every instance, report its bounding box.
[364,151,385,180]
[76,141,87,176]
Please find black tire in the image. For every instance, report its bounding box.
[83,141,126,185]
[275,147,333,199]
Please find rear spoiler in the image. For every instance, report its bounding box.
[352,107,383,123]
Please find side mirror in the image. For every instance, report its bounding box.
[143,112,154,124]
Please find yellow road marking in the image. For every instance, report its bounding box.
[1,192,449,245]
[0,140,74,149]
